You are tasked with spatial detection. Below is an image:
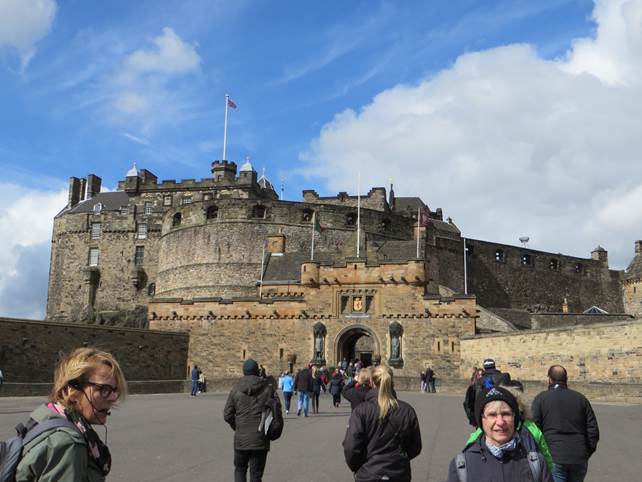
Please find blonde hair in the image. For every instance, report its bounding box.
[50,347,127,410]
[355,367,372,386]
[500,384,530,420]
[371,364,398,419]
[311,366,319,378]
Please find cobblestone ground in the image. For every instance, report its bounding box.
[1,391,641,481]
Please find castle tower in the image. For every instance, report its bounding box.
[623,240,642,316]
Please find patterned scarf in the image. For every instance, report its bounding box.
[484,431,521,460]
[50,402,112,476]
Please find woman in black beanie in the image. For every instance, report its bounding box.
[448,386,552,482]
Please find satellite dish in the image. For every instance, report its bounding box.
[519,236,530,247]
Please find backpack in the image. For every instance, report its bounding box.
[258,392,284,441]
[454,451,542,482]
[0,417,78,482]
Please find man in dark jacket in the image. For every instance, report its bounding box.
[224,359,282,482]
[532,365,599,482]
[463,358,510,426]
[425,367,436,393]
[294,366,314,417]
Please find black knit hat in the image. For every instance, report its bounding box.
[242,359,259,376]
[474,386,520,428]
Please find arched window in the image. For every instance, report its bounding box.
[575,262,584,274]
[206,205,218,219]
[252,205,266,218]
[521,253,532,266]
[495,249,505,262]
[302,208,314,222]
[147,283,156,296]
[93,202,103,214]
[172,212,182,227]
[549,258,559,270]
[345,212,357,226]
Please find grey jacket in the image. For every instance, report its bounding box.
[16,404,105,482]
[448,437,552,482]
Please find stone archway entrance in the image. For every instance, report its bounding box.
[336,326,378,367]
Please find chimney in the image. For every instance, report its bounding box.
[636,240,642,255]
[78,178,87,202]
[86,174,102,199]
[68,177,82,208]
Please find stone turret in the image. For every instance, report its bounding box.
[591,245,608,267]
[211,160,237,181]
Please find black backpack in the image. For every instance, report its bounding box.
[0,417,78,482]
[258,387,284,441]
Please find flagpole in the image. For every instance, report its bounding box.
[416,207,420,258]
[357,173,361,258]
[463,237,468,295]
[259,240,266,299]
[311,212,316,261]
[223,94,229,160]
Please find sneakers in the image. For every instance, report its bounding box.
[285,410,289,414]
[297,410,301,416]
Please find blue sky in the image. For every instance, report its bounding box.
[3,0,642,318]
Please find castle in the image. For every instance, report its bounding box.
[46,159,642,381]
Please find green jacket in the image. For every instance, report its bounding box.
[465,419,554,470]
[15,404,106,482]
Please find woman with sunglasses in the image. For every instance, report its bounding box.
[16,347,127,481]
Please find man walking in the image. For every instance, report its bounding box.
[532,365,599,482]
[294,365,314,417]
[224,359,282,482]
[191,364,200,396]
[425,366,436,393]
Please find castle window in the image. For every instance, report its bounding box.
[203,193,212,201]
[575,262,584,274]
[549,258,559,270]
[206,205,219,220]
[88,248,99,267]
[163,195,172,206]
[346,213,357,226]
[381,219,391,231]
[495,249,505,262]
[147,283,156,296]
[93,203,103,214]
[466,244,474,256]
[135,246,145,266]
[172,213,182,227]
[302,208,313,222]
[252,205,266,218]
[137,223,148,239]
[279,348,284,360]
[521,253,532,266]
[90,223,102,240]
[181,196,192,205]
[144,201,153,215]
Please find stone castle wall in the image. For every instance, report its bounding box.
[460,319,642,383]
[0,317,189,384]
[465,238,624,313]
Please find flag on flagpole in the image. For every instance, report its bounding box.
[418,207,430,227]
[227,98,237,109]
[313,212,324,234]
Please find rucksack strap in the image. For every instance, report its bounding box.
[455,453,467,482]
[22,418,79,445]
[527,451,542,481]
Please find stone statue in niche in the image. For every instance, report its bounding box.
[391,335,400,359]
[388,322,403,366]
[313,322,327,362]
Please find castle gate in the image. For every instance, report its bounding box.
[335,325,380,367]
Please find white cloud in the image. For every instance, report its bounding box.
[109,27,201,122]
[0,0,57,70]
[0,183,67,318]
[302,0,642,270]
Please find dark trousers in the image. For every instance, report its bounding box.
[234,449,268,482]
[283,391,293,411]
[312,391,320,413]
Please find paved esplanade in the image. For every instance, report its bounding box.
[1,392,640,481]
